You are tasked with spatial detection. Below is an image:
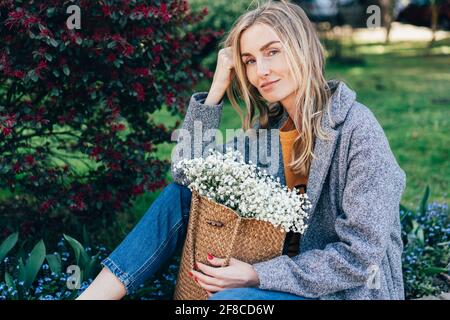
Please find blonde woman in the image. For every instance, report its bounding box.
[78,0,406,300]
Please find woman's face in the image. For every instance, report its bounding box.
[239,23,298,108]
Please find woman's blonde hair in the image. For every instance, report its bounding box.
[221,0,333,176]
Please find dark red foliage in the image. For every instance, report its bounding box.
[0,0,218,231]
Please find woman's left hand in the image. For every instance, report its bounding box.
[189,254,260,298]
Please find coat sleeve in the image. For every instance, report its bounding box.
[171,92,224,185]
[252,110,406,298]
[170,92,259,185]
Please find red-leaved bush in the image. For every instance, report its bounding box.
[0,0,221,237]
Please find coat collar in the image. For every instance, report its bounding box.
[272,80,356,217]
[271,79,356,130]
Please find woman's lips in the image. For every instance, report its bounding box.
[261,79,280,91]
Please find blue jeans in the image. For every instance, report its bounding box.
[208,287,314,300]
[101,182,313,300]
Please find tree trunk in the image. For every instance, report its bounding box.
[379,0,394,44]
[429,3,439,48]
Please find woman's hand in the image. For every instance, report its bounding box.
[205,47,235,105]
[189,254,260,298]
[212,47,235,89]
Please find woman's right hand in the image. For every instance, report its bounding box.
[212,47,235,90]
[205,47,235,105]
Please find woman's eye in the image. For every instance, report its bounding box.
[244,50,279,65]
[269,50,279,56]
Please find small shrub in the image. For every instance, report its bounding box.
[0,232,107,300]
[401,186,450,299]
[0,0,220,240]
[0,232,179,300]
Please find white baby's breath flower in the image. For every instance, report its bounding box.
[173,149,311,233]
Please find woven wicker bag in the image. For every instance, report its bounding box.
[173,190,286,300]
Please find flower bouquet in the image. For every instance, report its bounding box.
[172,149,311,300]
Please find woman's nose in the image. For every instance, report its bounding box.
[256,59,270,77]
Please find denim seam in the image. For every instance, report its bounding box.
[100,257,133,294]
[127,218,183,292]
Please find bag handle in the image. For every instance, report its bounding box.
[188,191,242,268]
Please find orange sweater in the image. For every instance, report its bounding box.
[279,116,308,257]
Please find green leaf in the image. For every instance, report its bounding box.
[46,253,62,275]
[0,232,18,263]
[18,257,26,283]
[44,53,53,62]
[83,252,101,281]
[82,226,90,248]
[119,15,128,28]
[4,271,18,300]
[63,234,90,269]
[412,220,419,233]
[47,7,56,17]
[27,70,38,82]
[63,65,70,76]
[419,186,430,215]
[76,37,83,45]
[51,88,60,97]
[23,240,46,290]
[417,227,424,244]
[399,209,408,222]
[5,271,16,290]
[49,38,59,47]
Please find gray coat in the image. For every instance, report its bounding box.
[171,80,407,300]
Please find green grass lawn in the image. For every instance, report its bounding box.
[130,39,449,221]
